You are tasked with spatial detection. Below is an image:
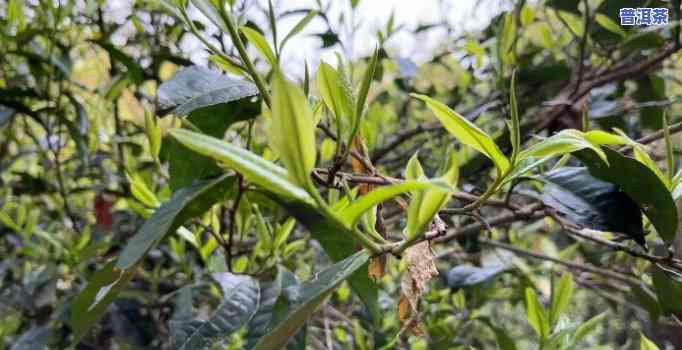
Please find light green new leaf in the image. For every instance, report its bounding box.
[271,71,318,189]
[584,130,628,146]
[651,268,682,316]
[127,172,160,208]
[280,10,318,51]
[664,113,675,181]
[519,129,608,164]
[339,180,447,227]
[634,147,670,189]
[144,111,162,160]
[412,93,510,173]
[549,272,574,326]
[317,62,355,129]
[173,273,260,349]
[405,152,426,181]
[525,288,550,340]
[509,70,521,164]
[573,312,606,344]
[406,152,458,238]
[241,26,278,66]
[170,128,314,204]
[356,47,380,120]
[640,333,661,350]
[611,128,670,188]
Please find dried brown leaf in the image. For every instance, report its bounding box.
[368,255,386,280]
[398,241,438,334]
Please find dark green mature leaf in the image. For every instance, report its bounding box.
[252,251,370,349]
[157,66,258,116]
[117,174,233,269]
[575,148,678,242]
[241,26,278,65]
[273,199,380,322]
[509,70,521,164]
[651,267,682,316]
[445,265,509,290]
[169,286,194,343]
[70,261,137,342]
[520,129,607,164]
[635,75,666,129]
[542,167,644,245]
[245,268,292,349]
[169,129,314,204]
[173,273,260,349]
[72,176,232,341]
[339,180,444,227]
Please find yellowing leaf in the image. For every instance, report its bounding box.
[339,180,445,227]
[170,129,314,204]
[144,110,162,161]
[584,130,628,146]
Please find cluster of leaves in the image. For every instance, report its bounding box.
[1,0,682,349]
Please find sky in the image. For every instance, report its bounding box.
[105,0,510,75]
[177,0,509,74]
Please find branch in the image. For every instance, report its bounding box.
[479,238,640,286]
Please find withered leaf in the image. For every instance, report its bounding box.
[398,241,438,335]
